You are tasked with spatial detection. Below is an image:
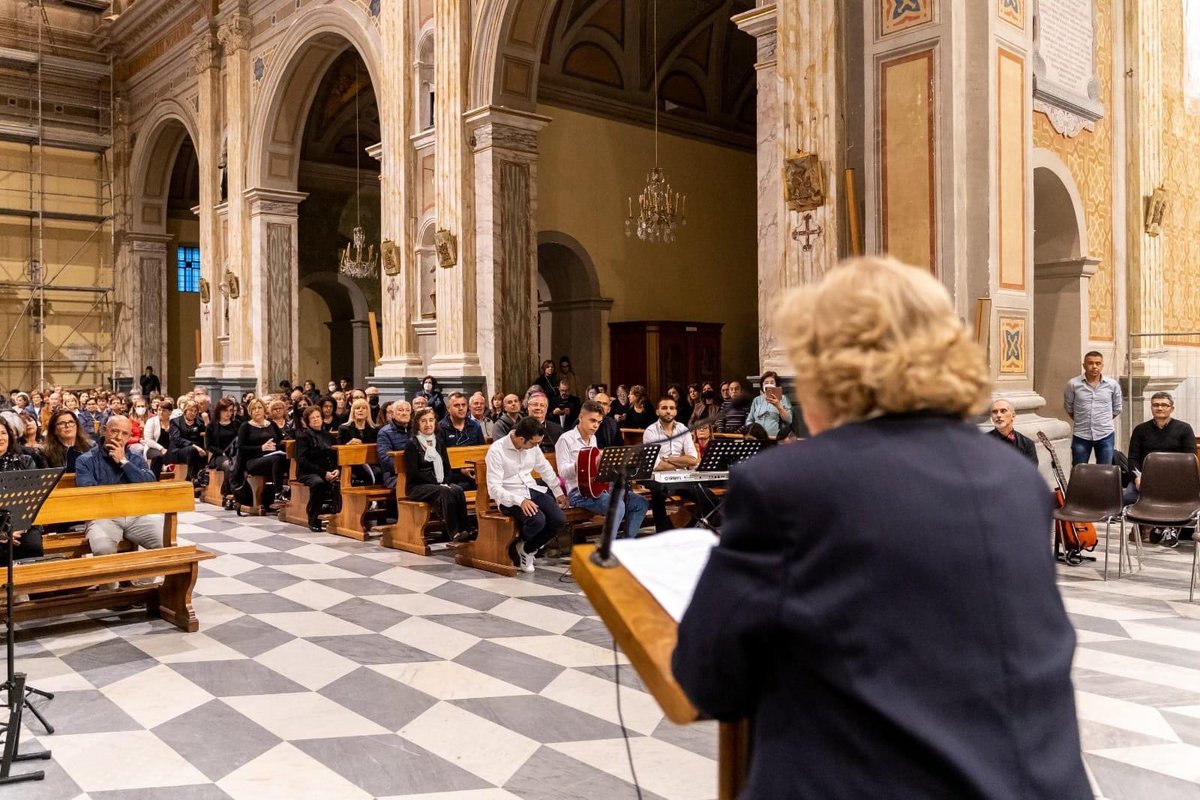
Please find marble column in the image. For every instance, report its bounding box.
[245,188,305,393]
[216,13,256,388]
[116,233,172,389]
[430,0,484,391]
[369,3,424,399]
[466,107,550,396]
[736,1,842,377]
[191,32,223,388]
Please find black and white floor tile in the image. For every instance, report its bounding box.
[0,509,1197,799]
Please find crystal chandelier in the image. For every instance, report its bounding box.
[340,60,378,279]
[625,0,686,243]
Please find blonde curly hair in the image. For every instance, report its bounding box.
[776,256,991,425]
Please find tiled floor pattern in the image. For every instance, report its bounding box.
[0,510,1193,799]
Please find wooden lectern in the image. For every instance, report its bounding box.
[571,544,749,799]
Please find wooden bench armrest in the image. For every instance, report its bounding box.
[334,443,379,467]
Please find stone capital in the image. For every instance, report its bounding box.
[127,232,174,254]
[243,187,308,217]
[732,4,778,65]
[217,15,253,53]
[191,35,221,74]
[1034,257,1100,281]
[465,106,551,155]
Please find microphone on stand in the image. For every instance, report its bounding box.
[590,393,753,568]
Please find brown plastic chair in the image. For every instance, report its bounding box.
[1053,465,1123,580]
[1125,452,1200,601]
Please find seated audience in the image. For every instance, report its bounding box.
[206,397,240,478]
[168,399,208,486]
[415,376,447,420]
[552,379,582,431]
[75,416,163,555]
[468,392,492,440]
[485,416,568,573]
[668,384,692,426]
[557,355,578,393]
[622,385,658,429]
[79,395,107,436]
[267,398,290,433]
[1126,392,1197,545]
[695,424,714,459]
[556,400,649,538]
[295,405,339,532]
[0,417,44,563]
[719,380,750,433]
[645,396,700,531]
[43,408,93,472]
[746,371,793,439]
[524,393,563,450]
[365,386,383,425]
[234,398,289,511]
[412,395,430,415]
[985,399,1038,463]
[142,399,173,475]
[689,381,720,427]
[319,397,338,431]
[378,400,413,489]
[339,398,381,485]
[612,384,630,423]
[491,394,524,439]
[439,392,485,448]
[593,392,622,448]
[405,408,473,543]
[20,413,46,467]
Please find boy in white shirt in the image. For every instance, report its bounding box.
[485,416,569,572]
[555,400,649,539]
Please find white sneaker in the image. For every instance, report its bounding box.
[515,542,536,573]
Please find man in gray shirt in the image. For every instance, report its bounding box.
[1063,351,1122,465]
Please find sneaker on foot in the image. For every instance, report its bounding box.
[1160,527,1181,548]
[515,542,536,573]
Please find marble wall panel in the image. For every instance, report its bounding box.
[879,48,937,271]
[998,48,1027,291]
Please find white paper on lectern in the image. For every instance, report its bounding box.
[610,528,719,623]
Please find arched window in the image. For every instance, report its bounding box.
[416,34,435,132]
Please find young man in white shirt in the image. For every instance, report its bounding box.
[485,416,570,572]
[643,396,700,532]
[556,400,649,539]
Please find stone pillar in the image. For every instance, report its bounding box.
[736,1,842,376]
[245,188,305,393]
[116,233,172,388]
[369,2,424,401]
[466,107,550,396]
[1034,257,1099,423]
[216,13,255,388]
[430,0,484,391]
[191,32,223,387]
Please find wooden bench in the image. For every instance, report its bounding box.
[19,481,213,631]
[201,468,225,506]
[280,440,310,527]
[379,444,488,555]
[457,451,600,576]
[327,444,392,540]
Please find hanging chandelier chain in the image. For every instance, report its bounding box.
[340,56,378,279]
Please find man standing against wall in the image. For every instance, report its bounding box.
[1064,351,1122,465]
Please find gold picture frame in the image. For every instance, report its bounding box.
[435,229,458,268]
[381,239,401,276]
[1146,187,1169,237]
[783,152,826,213]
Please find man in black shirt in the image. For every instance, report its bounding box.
[1127,394,1196,540]
[985,399,1038,463]
[139,366,161,397]
[551,378,581,431]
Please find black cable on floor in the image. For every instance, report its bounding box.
[612,637,644,799]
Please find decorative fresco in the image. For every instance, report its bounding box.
[880,0,935,36]
[1032,0,1114,341]
[999,0,1025,30]
[1162,0,1200,334]
[998,314,1027,374]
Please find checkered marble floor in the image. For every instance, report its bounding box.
[0,510,1195,799]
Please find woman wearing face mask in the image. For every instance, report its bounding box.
[404,408,472,543]
[415,376,446,421]
[0,417,45,563]
[689,382,721,427]
[745,370,793,440]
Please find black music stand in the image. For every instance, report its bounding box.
[595,445,661,483]
[0,467,62,785]
[698,438,764,472]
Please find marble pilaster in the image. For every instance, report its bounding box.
[430,0,484,389]
[191,32,223,387]
[466,106,550,397]
[245,188,305,393]
[217,13,255,383]
[116,233,173,389]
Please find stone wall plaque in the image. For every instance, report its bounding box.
[1033,0,1104,136]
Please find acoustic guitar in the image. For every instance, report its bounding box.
[1035,431,1098,565]
[577,446,609,499]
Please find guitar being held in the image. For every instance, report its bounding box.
[554,401,649,539]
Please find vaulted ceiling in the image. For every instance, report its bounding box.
[299,48,381,172]
[538,0,756,149]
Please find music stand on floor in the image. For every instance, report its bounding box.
[690,439,766,532]
[0,466,64,785]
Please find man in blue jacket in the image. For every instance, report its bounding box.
[376,400,413,489]
[76,415,162,555]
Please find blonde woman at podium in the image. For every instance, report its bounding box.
[672,257,1090,799]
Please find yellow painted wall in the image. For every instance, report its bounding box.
[166,217,201,395]
[1160,0,1200,333]
[1032,0,1115,341]
[0,142,111,391]
[536,104,758,383]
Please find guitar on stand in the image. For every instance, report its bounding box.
[1036,431,1097,565]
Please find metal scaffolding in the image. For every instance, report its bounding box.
[0,0,114,392]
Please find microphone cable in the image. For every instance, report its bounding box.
[612,636,644,799]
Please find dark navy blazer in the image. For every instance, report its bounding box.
[673,414,1090,799]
